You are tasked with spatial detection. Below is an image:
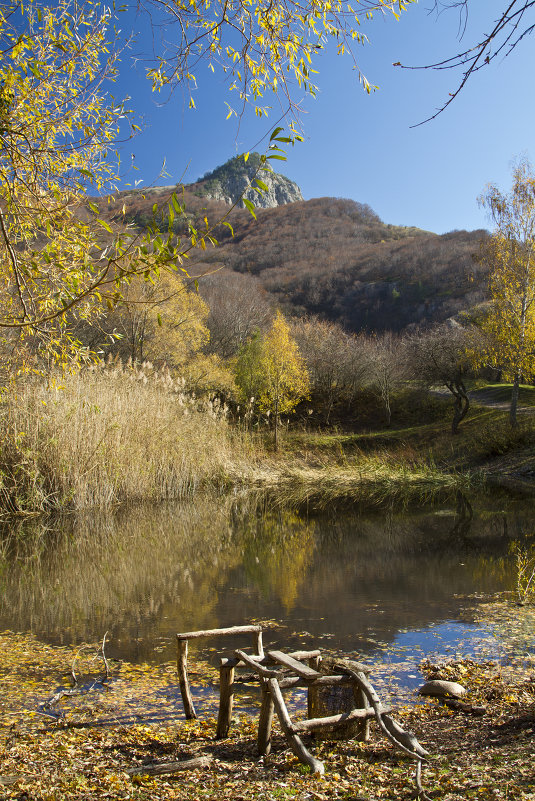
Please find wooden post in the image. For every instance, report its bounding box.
[307,654,321,722]
[268,678,324,775]
[257,683,275,756]
[176,639,196,719]
[353,681,371,742]
[216,664,235,739]
[252,629,264,658]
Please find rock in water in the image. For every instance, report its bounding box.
[418,680,467,698]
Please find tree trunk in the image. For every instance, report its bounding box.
[448,380,470,435]
[274,399,279,451]
[510,373,521,427]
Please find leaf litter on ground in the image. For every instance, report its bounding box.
[0,596,534,800]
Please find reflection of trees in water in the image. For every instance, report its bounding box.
[0,496,250,655]
[240,509,315,612]
[292,498,531,645]
[0,493,533,662]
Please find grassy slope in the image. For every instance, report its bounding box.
[256,384,535,505]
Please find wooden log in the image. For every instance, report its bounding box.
[382,714,429,758]
[279,674,353,690]
[216,664,235,739]
[292,706,387,733]
[308,654,321,722]
[235,649,280,678]
[353,681,371,742]
[257,684,275,756]
[221,650,321,670]
[251,629,264,658]
[268,678,325,776]
[176,639,196,719]
[342,666,429,761]
[127,755,213,776]
[176,625,262,641]
[322,656,371,675]
[267,650,321,679]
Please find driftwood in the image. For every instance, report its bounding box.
[176,625,262,641]
[292,705,389,733]
[0,776,18,786]
[216,664,235,739]
[177,640,196,719]
[126,755,213,776]
[268,677,325,775]
[43,633,111,717]
[441,698,486,715]
[336,664,431,801]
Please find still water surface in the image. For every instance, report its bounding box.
[0,490,532,675]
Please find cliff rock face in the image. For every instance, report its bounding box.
[193,153,303,208]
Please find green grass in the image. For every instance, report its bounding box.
[470,383,535,406]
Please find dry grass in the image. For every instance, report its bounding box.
[250,450,477,509]
[0,361,250,511]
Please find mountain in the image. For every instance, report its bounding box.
[190,152,303,208]
[100,162,489,334]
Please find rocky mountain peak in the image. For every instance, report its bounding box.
[192,152,303,209]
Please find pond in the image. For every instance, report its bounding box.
[0,489,532,689]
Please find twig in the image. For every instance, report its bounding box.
[101,631,110,682]
[44,633,112,714]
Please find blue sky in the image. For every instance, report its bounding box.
[115,1,535,234]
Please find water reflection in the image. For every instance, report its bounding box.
[0,492,532,664]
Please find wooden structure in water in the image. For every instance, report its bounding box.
[175,624,428,776]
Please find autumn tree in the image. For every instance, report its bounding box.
[235,329,268,412]
[476,160,535,426]
[235,312,308,447]
[258,312,309,449]
[0,0,137,370]
[148,1,415,122]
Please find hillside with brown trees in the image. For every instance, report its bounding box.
[102,183,490,335]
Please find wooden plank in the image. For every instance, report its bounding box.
[176,625,262,641]
[220,650,321,670]
[267,650,321,679]
[235,650,280,678]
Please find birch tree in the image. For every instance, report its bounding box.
[477,160,535,426]
[258,311,309,450]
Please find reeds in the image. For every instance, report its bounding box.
[0,361,248,511]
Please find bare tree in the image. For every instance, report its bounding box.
[292,318,369,423]
[363,333,407,426]
[199,271,273,359]
[405,323,476,434]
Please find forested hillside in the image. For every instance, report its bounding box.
[105,176,489,334]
